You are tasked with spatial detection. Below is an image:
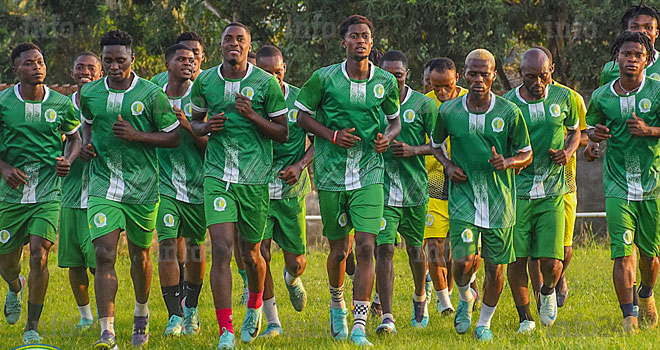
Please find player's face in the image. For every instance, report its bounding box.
[520,60,553,99]
[257,55,286,87]
[221,26,251,66]
[617,41,648,77]
[430,69,459,102]
[72,55,102,88]
[422,67,432,93]
[101,45,134,83]
[14,49,46,85]
[179,40,204,75]
[628,15,659,46]
[342,24,373,61]
[464,59,496,95]
[381,60,407,88]
[166,49,195,80]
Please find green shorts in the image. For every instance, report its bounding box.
[606,197,660,259]
[449,220,515,265]
[376,204,427,247]
[156,196,206,246]
[513,196,565,260]
[264,196,307,255]
[58,207,96,268]
[87,196,159,249]
[318,184,384,240]
[204,177,269,244]
[0,201,59,255]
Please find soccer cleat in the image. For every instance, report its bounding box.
[283,268,307,312]
[259,323,283,338]
[473,326,494,341]
[539,291,558,326]
[440,306,454,316]
[217,327,235,349]
[329,307,349,340]
[623,316,639,334]
[93,330,118,350]
[350,327,373,347]
[376,317,396,335]
[239,287,249,306]
[556,276,569,308]
[369,301,383,319]
[424,273,434,304]
[453,291,476,334]
[75,318,94,332]
[23,329,43,344]
[638,295,658,329]
[517,320,536,334]
[411,298,429,328]
[131,315,149,346]
[240,306,262,343]
[183,304,201,335]
[164,314,184,337]
[4,275,26,325]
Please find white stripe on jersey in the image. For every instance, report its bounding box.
[20,161,39,204]
[345,145,362,191]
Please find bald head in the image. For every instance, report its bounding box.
[520,48,549,71]
[519,48,553,99]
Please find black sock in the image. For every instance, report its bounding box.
[621,302,635,318]
[161,285,183,318]
[633,283,639,306]
[639,284,653,298]
[26,302,43,331]
[516,304,533,323]
[179,273,186,299]
[541,284,554,296]
[185,281,203,308]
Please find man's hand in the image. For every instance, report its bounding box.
[0,163,27,189]
[80,144,96,161]
[335,128,361,149]
[488,146,510,171]
[112,115,140,142]
[446,163,468,182]
[279,163,303,185]
[590,124,611,142]
[174,106,192,133]
[627,112,653,136]
[549,148,569,165]
[206,113,227,134]
[235,93,256,119]
[584,141,600,162]
[373,133,390,153]
[391,140,415,157]
[55,156,71,177]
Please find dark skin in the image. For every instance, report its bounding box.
[422,66,432,94]
[178,40,205,81]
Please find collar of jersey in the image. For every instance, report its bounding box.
[341,60,375,82]
[401,85,413,105]
[72,91,80,111]
[609,74,646,97]
[283,81,290,100]
[14,83,50,103]
[461,91,496,114]
[104,72,139,93]
[514,84,549,104]
[216,62,254,82]
[162,81,193,100]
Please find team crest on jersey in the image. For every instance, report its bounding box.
[241,87,254,100]
[461,228,474,243]
[491,117,504,133]
[650,73,660,81]
[623,230,633,245]
[380,218,387,231]
[183,103,192,117]
[44,109,57,123]
[213,197,227,211]
[549,104,561,118]
[94,213,107,228]
[0,230,10,244]
[338,212,348,227]
[374,84,385,99]
[426,214,434,226]
[403,109,415,123]
[639,98,652,113]
[131,101,145,115]
[163,214,175,227]
[288,109,298,123]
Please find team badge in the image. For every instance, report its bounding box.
[338,212,348,227]
[650,73,660,81]
[380,218,387,231]
[549,104,561,117]
[639,98,652,113]
[94,213,107,228]
[241,87,254,100]
[491,117,504,133]
[461,228,474,243]
[0,230,10,244]
[426,214,434,226]
[288,109,298,123]
[374,84,385,98]
[163,214,175,227]
[44,109,57,123]
[131,101,145,115]
[623,230,633,245]
[214,197,227,211]
[403,109,415,123]
[183,103,193,117]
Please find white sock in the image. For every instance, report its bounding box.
[329,284,346,309]
[382,312,394,322]
[284,270,299,286]
[476,303,497,328]
[352,300,369,332]
[457,283,474,303]
[78,303,93,320]
[436,288,453,311]
[470,273,477,284]
[413,292,426,303]
[99,317,115,335]
[373,292,380,304]
[449,289,453,298]
[134,301,149,317]
[263,297,281,326]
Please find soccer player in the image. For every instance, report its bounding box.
[421,58,437,94]
[255,45,314,338]
[79,30,181,348]
[587,31,660,333]
[189,22,288,349]
[151,31,206,87]
[58,51,103,333]
[373,50,435,334]
[0,43,81,344]
[431,49,532,341]
[156,43,208,337]
[503,48,580,333]
[296,15,401,346]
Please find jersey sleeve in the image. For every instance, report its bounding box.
[190,76,208,113]
[422,98,438,139]
[382,76,400,119]
[60,99,81,135]
[572,90,588,130]
[431,106,449,149]
[265,76,288,118]
[80,90,93,124]
[585,91,606,127]
[563,91,580,131]
[152,91,179,132]
[509,107,531,153]
[294,71,323,115]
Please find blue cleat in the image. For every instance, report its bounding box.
[259,323,283,338]
[240,306,262,343]
[4,275,25,325]
[329,307,349,340]
[183,304,200,335]
[454,298,475,334]
[217,328,235,349]
[376,317,396,335]
[350,327,373,346]
[283,268,307,311]
[474,326,494,341]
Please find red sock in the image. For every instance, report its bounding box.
[215,308,233,334]
[247,290,264,309]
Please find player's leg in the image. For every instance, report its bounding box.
[345,248,356,281]
[156,197,184,336]
[635,199,660,329]
[508,197,535,333]
[425,198,454,315]
[0,248,25,325]
[258,237,281,338]
[375,209,397,334]
[449,221,480,335]
[536,196,565,327]
[176,236,186,293]
[556,191,577,307]
[527,257,542,312]
[209,222,236,347]
[182,237,205,336]
[234,231,248,305]
[92,228,121,347]
[403,205,429,329]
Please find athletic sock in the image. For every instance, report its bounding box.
[352,300,369,332]
[179,270,186,299]
[476,303,497,328]
[284,270,299,286]
[134,301,149,317]
[456,283,474,303]
[99,317,115,335]
[161,285,183,317]
[263,297,281,326]
[470,273,477,284]
[633,283,639,306]
[436,288,453,310]
[247,290,264,309]
[382,312,394,322]
[541,284,554,296]
[639,284,653,298]
[26,302,43,331]
[329,284,346,309]
[516,304,533,323]
[238,269,248,288]
[621,303,635,318]
[413,292,426,302]
[185,281,203,308]
[78,303,93,321]
[373,292,381,305]
[216,308,234,334]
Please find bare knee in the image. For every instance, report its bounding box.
[329,245,350,266]
[376,244,395,261]
[285,254,306,275]
[355,240,374,261]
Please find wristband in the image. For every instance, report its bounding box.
[332,130,339,144]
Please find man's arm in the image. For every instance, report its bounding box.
[431,143,466,182]
[297,111,361,148]
[280,135,315,185]
[391,142,432,157]
[234,92,288,144]
[0,158,27,189]
[174,106,208,152]
[489,146,533,170]
[550,129,580,166]
[374,116,401,153]
[112,114,180,148]
[56,131,81,177]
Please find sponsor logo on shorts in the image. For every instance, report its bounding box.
[93,213,107,228]
[241,87,254,100]
[425,214,434,226]
[0,229,10,244]
[650,73,660,81]
[213,197,227,211]
[491,117,504,133]
[163,214,175,227]
[461,228,474,243]
[183,102,192,117]
[338,212,348,227]
[44,109,57,123]
[639,98,652,113]
[623,230,633,245]
[131,101,145,115]
[374,84,385,99]
[288,109,298,123]
[549,104,561,117]
[380,218,387,231]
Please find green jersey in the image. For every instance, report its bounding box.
[191,63,288,185]
[295,61,400,191]
[586,75,660,201]
[157,82,204,204]
[80,74,179,205]
[269,83,311,199]
[432,92,531,228]
[61,91,90,208]
[600,50,660,86]
[150,71,168,87]
[384,86,436,207]
[503,84,579,199]
[0,85,80,204]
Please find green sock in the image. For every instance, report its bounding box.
[238,269,247,287]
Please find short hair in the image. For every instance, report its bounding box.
[100,30,133,51]
[611,31,656,65]
[338,15,374,39]
[248,51,257,59]
[73,51,100,65]
[165,44,193,62]
[176,31,204,48]
[11,42,41,64]
[621,4,660,32]
[222,22,251,38]
[429,57,456,74]
[423,58,440,72]
[465,49,495,67]
[381,50,408,69]
[256,45,283,62]
[533,46,553,65]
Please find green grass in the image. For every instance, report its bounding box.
[1,243,659,349]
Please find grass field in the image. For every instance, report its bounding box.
[2,242,660,349]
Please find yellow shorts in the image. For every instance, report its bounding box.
[564,191,577,247]
[424,198,450,239]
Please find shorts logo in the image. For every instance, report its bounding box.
[163,214,175,227]
[374,84,385,99]
[403,109,415,123]
[549,104,561,117]
[241,87,254,100]
[288,109,298,123]
[93,213,107,228]
[461,228,474,243]
[338,212,348,227]
[639,98,652,113]
[44,109,57,123]
[0,230,10,244]
[491,117,504,133]
[213,197,227,212]
[131,101,145,115]
[380,218,387,231]
[183,103,192,117]
[623,230,633,245]
[650,73,660,81]
[426,214,434,226]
